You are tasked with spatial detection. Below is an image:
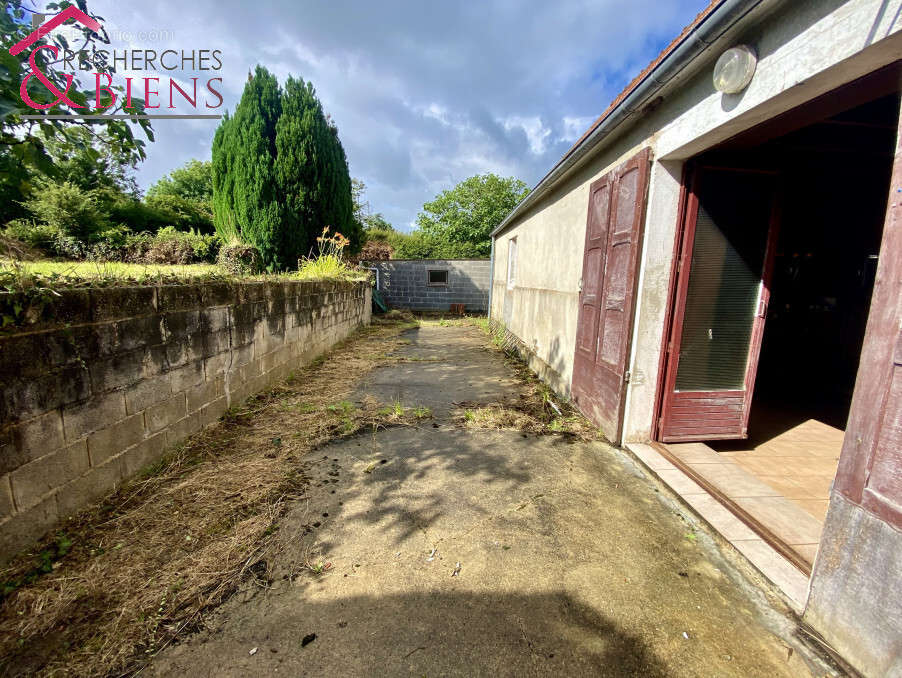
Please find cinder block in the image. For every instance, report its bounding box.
[14,410,65,462]
[198,396,228,429]
[115,315,164,352]
[233,358,263,385]
[0,474,14,520]
[56,456,122,519]
[204,351,231,379]
[0,494,59,562]
[87,414,145,467]
[89,347,147,393]
[169,360,205,393]
[62,392,127,442]
[10,440,90,511]
[125,373,172,415]
[186,377,224,413]
[145,393,187,434]
[120,431,166,478]
[165,413,200,449]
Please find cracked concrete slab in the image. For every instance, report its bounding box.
[151,325,836,677]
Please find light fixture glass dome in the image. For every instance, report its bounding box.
[713,45,757,94]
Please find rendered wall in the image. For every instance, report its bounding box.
[490,0,902,442]
[366,259,490,312]
[0,280,371,560]
[805,494,902,677]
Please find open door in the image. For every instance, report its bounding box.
[659,166,781,442]
[572,148,650,443]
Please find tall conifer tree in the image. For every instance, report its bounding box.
[213,68,358,271]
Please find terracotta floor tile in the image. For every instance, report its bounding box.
[626,443,676,472]
[668,442,728,465]
[730,539,809,611]
[793,499,830,522]
[733,496,825,545]
[751,474,834,500]
[681,461,782,498]
[680,493,760,541]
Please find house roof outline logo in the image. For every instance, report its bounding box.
[9,7,101,56]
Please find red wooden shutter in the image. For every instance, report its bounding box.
[833,108,902,530]
[572,148,651,443]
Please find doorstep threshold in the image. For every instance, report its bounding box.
[626,442,809,612]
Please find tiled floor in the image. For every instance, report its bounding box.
[627,442,810,611]
[663,416,844,569]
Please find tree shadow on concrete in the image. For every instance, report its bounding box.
[155,588,670,677]
[301,426,540,552]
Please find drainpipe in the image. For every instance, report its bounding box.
[490,0,770,238]
[361,266,380,291]
[487,237,495,319]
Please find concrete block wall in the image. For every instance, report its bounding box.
[364,259,490,312]
[0,279,370,560]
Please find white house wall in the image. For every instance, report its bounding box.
[491,0,902,443]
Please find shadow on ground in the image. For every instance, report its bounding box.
[155,588,669,677]
[150,325,832,678]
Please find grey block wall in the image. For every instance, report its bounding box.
[363,259,491,312]
[0,280,371,560]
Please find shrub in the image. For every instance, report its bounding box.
[297,228,359,280]
[352,239,392,264]
[385,231,485,259]
[144,194,214,234]
[88,225,131,261]
[22,181,107,243]
[3,219,58,253]
[142,227,221,265]
[217,243,264,275]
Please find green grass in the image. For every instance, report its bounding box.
[296,254,366,282]
[3,259,222,280]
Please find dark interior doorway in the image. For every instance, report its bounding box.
[713,92,898,448]
[658,85,899,570]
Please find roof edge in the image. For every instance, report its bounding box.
[492,0,767,238]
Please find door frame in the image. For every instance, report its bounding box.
[652,65,902,443]
[657,165,782,442]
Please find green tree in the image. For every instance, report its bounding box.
[146,159,214,233]
[1,1,153,222]
[42,126,140,197]
[212,66,283,267]
[363,212,394,233]
[274,77,356,262]
[213,68,358,270]
[147,160,212,203]
[415,173,529,257]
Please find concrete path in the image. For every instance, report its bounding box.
[152,325,833,677]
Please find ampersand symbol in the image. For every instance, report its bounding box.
[19,44,86,110]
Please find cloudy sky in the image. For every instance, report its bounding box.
[86,0,708,230]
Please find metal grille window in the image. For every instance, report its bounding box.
[428,269,449,286]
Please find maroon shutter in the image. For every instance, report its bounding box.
[834,108,902,530]
[572,148,651,443]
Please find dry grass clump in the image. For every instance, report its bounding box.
[450,318,604,441]
[0,316,416,678]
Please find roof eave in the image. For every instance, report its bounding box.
[491,0,768,239]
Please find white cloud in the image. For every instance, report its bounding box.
[84,0,710,227]
[561,115,597,143]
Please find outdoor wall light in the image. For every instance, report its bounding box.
[713,45,757,94]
